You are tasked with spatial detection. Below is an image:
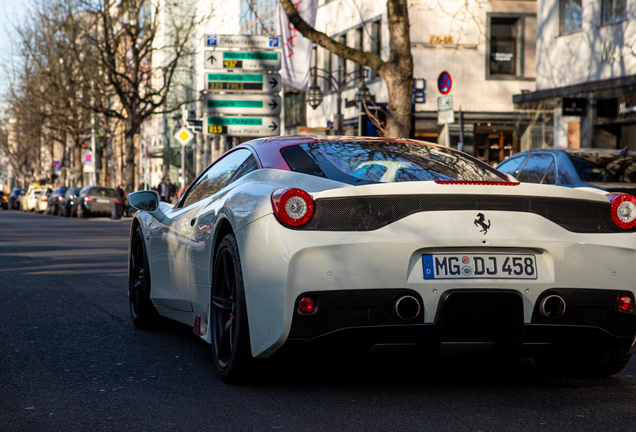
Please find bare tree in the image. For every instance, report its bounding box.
[280,0,413,137]
[75,0,213,192]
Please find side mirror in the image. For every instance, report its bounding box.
[128,190,160,211]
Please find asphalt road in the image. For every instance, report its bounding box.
[2,210,636,431]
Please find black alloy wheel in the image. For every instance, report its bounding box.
[211,234,257,381]
[129,226,160,329]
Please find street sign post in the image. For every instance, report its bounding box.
[206,72,281,93]
[204,50,281,71]
[205,35,280,49]
[204,94,281,115]
[206,116,280,137]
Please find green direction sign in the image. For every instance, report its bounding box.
[205,50,281,71]
[204,94,281,115]
[206,72,281,92]
[206,115,280,137]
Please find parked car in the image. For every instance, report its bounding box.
[127,136,636,381]
[21,188,43,212]
[61,187,82,217]
[496,148,636,194]
[46,187,68,215]
[0,191,7,210]
[36,188,52,213]
[8,189,25,210]
[74,186,118,218]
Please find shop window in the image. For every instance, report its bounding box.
[490,18,519,76]
[602,0,626,25]
[560,0,583,34]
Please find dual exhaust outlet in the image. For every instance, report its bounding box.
[392,293,567,321]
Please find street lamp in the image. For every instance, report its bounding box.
[307,46,373,135]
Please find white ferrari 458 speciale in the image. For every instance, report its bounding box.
[127,136,636,381]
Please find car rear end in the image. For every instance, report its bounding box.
[238,139,636,371]
[82,187,117,216]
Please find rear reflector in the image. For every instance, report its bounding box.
[618,294,634,313]
[435,181,520,186]
[298,297,315,314]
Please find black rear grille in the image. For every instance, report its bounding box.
[299,194,623,233]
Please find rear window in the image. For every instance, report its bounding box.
[281,141,507,185]
[569,153,636,184]
[89,188,117,198]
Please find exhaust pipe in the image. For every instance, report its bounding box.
[539,294,566,319]
[393,295,421,321]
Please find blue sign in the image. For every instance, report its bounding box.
[413,78,426,103]
[206,35,218,47]
[269,37,280,48]
[54,160,61,172]
[422,254,435,279]
[438,71,452,95]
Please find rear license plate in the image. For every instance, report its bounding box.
[96,199,109,203]
[422,254,537,280]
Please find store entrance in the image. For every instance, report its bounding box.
[474,125,514,166]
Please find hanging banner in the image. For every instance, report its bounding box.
[276,0,319,91]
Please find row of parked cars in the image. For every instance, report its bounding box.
[1,185,120,218]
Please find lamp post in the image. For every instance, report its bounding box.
[307,46,373,135]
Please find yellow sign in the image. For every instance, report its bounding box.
[429,35,453,44]
[174,126,194,145]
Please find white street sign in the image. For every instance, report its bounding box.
[204,50,281,71]
[438,109,455,125]
[206,116,280,137]
[205,35,280,49]
[174,127,195,145]
[437,95,453,111]
[206,72,281,93]
[204,94,281,115]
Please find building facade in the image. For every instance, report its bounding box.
[514,0,636,150]
[306,0,537,165]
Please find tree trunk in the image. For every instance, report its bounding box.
[383,0,414,138]
[124,119,136,193]
[73,141,83,187]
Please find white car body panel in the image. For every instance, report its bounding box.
[132,169,636,358]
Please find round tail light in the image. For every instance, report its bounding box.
[298,297,315,314]
[608,193,636,230]
[271,188,314,227]
[618,294,634,313]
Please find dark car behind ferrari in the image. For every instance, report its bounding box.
[47,187,68,215]
[61,187,81,217]
[74,186,118,218]
[7,189,25,210]
[496,148,636,194]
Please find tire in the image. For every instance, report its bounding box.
[211,234,259,382]
[537,348,632,378]
[129,226,161,329]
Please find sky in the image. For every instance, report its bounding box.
[0,0,27,97]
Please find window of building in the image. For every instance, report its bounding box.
[560,0,583,34]
[353,28,363,84]
[602,0,626,24]
[370,20,381,80]
[490,18,519,76]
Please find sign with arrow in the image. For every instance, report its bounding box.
[206,116,280,137]
[206,72,281,93]
[205,50,281,71]
[204,94,281,115]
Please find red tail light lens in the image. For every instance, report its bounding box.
[298,297,315,314]
[57,196,64,201]
[608,194,636,230]
[618,294,634,313]
[435,180,520,186]
[271,188,314,227]
[84,196,94,202]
